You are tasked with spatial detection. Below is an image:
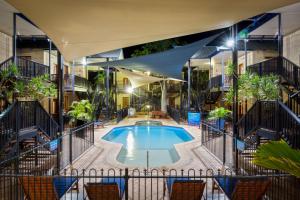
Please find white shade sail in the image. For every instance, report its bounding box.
[6,0,298,61]
[88,34,219,79]
[117,68,163,89]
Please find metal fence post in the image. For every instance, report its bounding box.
[223,132,226,165]
[69,130,73,165]
[125,168,129,200]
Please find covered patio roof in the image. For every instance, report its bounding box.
[5,0,298,61]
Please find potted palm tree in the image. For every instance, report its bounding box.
[68,100,94,127]
[207,107,231,130]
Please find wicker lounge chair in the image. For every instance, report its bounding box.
[19,176,78,200]
[84,177,125,200]
[213,177,271,200]
[164,177,206,200]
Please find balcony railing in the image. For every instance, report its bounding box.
[248,56,300,89]
[0,57,50,78]
[209,75,231,89]
[51,74,90,90]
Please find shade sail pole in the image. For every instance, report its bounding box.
[105,58,110,119]
[188,60,191,111]
[232,24,239,173]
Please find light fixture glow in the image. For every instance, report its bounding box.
[82,57,87,66]
[146,105,151,109]
[226,39,234,48]
[126,87,134,94]
[145,71,151,76]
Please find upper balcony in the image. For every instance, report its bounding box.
[209,75,231,91]
[51,74,90,92]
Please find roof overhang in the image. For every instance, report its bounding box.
[5,0,298,61]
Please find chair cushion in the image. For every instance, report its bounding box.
[215,177,238,197]
[53,177,77,198]
[101,177,125,197]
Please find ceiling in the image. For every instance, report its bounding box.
[5,0,298,61]
[250,2,300,36]
[0,0,44,36]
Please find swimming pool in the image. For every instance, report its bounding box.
[102,126,193,167]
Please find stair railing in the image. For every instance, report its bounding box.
[0,101,17,151]
[237,100,300,149]
[0,57,13,72]
[287,90,300,117]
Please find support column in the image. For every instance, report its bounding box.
[48,38,52,137]
[57,51,64,173]
[221,51,225,106]
[13,13,17,64]
[106,61,110,119]
[232,25,239,173]
[244,39,248,70]
[115,68,118,111]
[187,60,191,111]
[278,13,283,57]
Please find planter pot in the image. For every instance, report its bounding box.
[216,118,225,130]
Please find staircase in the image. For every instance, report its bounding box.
[0,101,59,161]
[237,100,300,149]
[237,56,300,148]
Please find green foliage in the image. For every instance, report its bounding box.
[0,64,56,101]
[207,107,232,120]
[131,39,185,57]
[13,74,56,100]
[225,62,235,76]
[68,100,94,123]
[0,64,20,100]
[253,140,300,178]
[225,72,280,104]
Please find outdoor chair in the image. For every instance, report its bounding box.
[19,176,78,200]
[94,120,104,129]
[164,177,206,200]
[212,176,271,200]
[84,177,125,200]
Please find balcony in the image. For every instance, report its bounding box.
[51,74,90,92]
[209,75,231,90]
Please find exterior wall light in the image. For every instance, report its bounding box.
[226,39,234,48]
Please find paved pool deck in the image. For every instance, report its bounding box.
[64,115,230,199]
[68,115,227,172]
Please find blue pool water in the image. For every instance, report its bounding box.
[102,126,193,167]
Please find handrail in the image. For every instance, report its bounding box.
[0,101,16,119]
[0,56,13,67]
[278,100,300,124]
[36,101,59,128]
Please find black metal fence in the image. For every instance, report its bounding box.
[201,121,233,167]
[0,122,94,175]
[0,167,299,200]
[167,106,180,124]
[60,122,94,169]
[116,108,128,123]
